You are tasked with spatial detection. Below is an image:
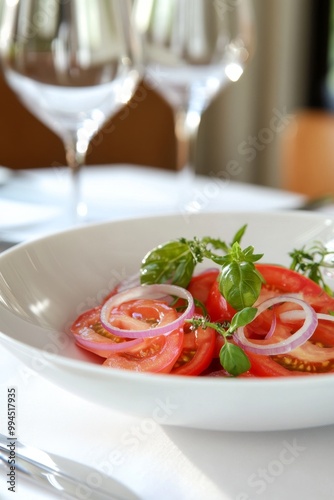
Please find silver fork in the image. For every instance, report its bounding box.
[0,433,140,500]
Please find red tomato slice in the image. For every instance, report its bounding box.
[245,264,334,376]
[71,298,184,373]
[205,264,334,377]
[187,269,219,314]
[256,263,334,313]
[70,306,144,358]
[206,280,237,322]
[101,297,185,372]
[103,327,184,372]
[171,326,216,376]
[245,351,305,377]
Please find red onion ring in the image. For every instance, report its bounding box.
[317,313,334,322]
[264,313,277,340]
[73,332,144,353]
[234,295,318,355]
[280,311,334,324]
[279,310,305,322]
[100,284,194,339]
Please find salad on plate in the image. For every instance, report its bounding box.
[70,225,334,378]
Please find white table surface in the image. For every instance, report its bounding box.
[0,164,307,243]
[1,165,334,500]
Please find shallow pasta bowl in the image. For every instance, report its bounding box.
[1,211,334,432]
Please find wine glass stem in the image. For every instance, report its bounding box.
[174,107,200,176]
[64,134,89,224]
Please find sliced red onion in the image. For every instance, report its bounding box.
[234,295,318,355]
[100,284,194,339]
[73,332,143,352]
[280,311,334,324]
[316,313,334,323]
[279,310,305,322]
[264,313,277,340]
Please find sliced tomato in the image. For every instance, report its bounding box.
[205,264,334,376]
[103,327,184,372]
[206,280,237,322]
[186,268,237,321]
[244,264,334,376]
[187,269,219,313]
[245,352,304,377]
[100,297,185,372]
[255,264,334,313]
[71,298,184,373]
[171,325,216,376]
[70,306,144,358]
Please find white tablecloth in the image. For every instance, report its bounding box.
[1,165,334,500]
[0,164,306,243]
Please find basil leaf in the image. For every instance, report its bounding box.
[231,224,247,245]
[219,261,263,310]
[229,307,257,332]
[219,342,251,376]
[140,240,196,288]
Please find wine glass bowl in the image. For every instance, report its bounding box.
[0,0,141,221]
[133,0,254,211]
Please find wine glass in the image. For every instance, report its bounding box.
[133,0,254,212]
[0,0,141,223]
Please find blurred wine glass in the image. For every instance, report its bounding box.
[133,0,254,212]
[0,0,141,223]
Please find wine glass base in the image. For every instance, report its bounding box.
[174,164,200,216]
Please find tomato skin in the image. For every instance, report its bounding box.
[187,269,219,314]
[187,268,237,322]
[171,326,216,376]
[206,280,237,322]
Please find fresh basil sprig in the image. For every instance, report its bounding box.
[289,241,334,296]
[140,225,264,310]
[187,307,257,376]
[218,242,265,310]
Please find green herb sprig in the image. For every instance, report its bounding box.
[289,241,334,295]
[140,225,264,311]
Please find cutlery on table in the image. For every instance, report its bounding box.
[0,433,139,500]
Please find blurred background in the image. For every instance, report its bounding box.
[0,0,333,198]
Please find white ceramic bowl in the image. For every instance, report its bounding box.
[1,211,334,432]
